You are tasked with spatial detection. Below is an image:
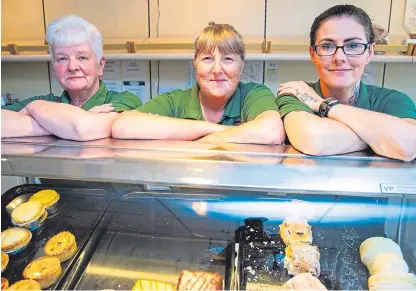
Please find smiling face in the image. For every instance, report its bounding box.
[309,16,374,90]
[52,43,105,95]
[195,47,243,101]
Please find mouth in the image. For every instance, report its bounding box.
[328,69,352,72]
[66,76,84,80]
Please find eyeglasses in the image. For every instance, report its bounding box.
[314,42,371,56]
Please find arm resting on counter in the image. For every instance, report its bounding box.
[26,100,118,141]
[327,105,416,161]
[199,111,285,145]
[1,109,52,138]
[112,111,227,140]
[284,111,368,155]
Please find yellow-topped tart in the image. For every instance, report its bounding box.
[1,228,32,254]
[6,279,41,290]
[29,190,60,209]
[23,256,62,289]
[11,201,44,225]
[132,280,176,290]
[44,232,77,262]
[1,252,9,272]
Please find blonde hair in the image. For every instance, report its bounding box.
[194,22,245,61]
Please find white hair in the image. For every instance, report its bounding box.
[46,15,103,61]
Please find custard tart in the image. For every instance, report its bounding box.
[11,201,44,227]
[23,256,62,289]
[44,232,77,262]
[29,189,60,214]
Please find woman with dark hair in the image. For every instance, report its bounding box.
[276,4,416,161]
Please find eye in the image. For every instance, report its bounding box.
[202,56,214,62]
[223,56,235,63]
[79,56,88,61]
[345,42,360,49]
[56,57,67,63]
[321,43,335,51]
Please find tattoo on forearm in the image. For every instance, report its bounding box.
[349,83,360,105]
[296,89,318,103]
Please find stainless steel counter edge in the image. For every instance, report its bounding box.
[2,139,415,198]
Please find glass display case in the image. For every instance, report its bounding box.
[1,137,415,290]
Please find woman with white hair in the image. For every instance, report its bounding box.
[2,15,141,141]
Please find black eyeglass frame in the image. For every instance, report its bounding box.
[313,42,372,56]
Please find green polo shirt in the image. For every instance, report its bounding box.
[2,82,142,112]
[138,82,278,125]
[276,80,416,120]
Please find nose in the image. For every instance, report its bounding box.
[332,46,347,63]
[68,58,80,71]
[212,58,223,74]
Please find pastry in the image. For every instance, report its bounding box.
[44,231,77,262]
[6,279,41,290]
[284,244,320,277]
[132,280,176,290]
[360,237,402,266]
[177,270,223,290]
[1,252,9,272]
[367,252,409,275]
[11,201,44,226]
[1,228,32,254]
[282,273,327,290]
[279,219,312,246]
[23,256,62,289]
[1,278,9,290]
[29,189,60,215]
[368,272,416,290]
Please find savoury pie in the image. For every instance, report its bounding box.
[1,228,32,254]
[11,201,44,225]
[29,189,60,209]
[44,232,77,262]
[23,256,62,289]
[6,279,41,290]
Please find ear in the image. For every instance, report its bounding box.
[309,46,317,66]
[240,60,245,75]
[98,57,106,77]
[365,43,375,65]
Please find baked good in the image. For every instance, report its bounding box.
[177,270,223,290]
[1,278,9,290]
[360,237,402,266]
[1,228,32,254]
[132,280,176,290]
[44,231,77,262]
[368,272,416,290]
[6,279,41,290]
[367,252,409,275]
[279,219,312,246]
[282,273,327,290]
[284,244,320,277]
[1,252,9,272]
[29,189,60,208]
[11,201,44,225]
[23,256,62,289]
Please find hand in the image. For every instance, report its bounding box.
[278,81,324,113]
[88,104,115,114]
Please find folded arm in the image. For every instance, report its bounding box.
[328,105,416,161]
[200,111,285,145]
[26,100,118,141]
[112,111,227,140]
[1,109,52,138]
[284,111,368,155]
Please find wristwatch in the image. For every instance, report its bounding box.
[318,97,340,117]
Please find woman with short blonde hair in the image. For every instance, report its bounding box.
[113,22,285,144]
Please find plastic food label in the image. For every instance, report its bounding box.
[380,184,416,194]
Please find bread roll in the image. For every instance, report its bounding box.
[360,237,402,266]
[284,244,320,277]
[367,252,409,275]
[368,272,416,290]
[282,273,327,290]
